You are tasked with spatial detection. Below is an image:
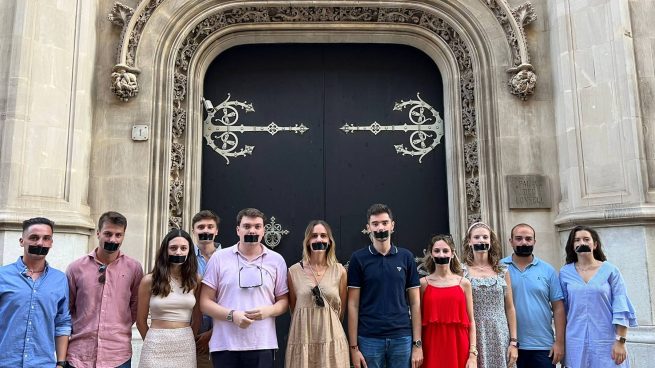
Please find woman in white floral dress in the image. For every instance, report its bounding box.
[462,222,518,368]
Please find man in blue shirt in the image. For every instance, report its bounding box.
[0,217,72,368]
[501,223,566,368]
[347,204,423,368]
[192,209,222,368]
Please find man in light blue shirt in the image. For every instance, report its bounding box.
[0,217,72,368]
[192,209,222,368]
[501,223,565,368]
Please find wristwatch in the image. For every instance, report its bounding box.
[412,339,422,348]
[226,310,235,322]
[509,337,519,348]
[469,346,478,357]
[616,335,627,344]
[56,361,67,367]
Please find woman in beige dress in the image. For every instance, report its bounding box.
[285,220,349,368]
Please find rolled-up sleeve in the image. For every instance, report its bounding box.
[55,280,72,336]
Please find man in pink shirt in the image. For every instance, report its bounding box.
[200,208,289,368]
[65,211,144,368]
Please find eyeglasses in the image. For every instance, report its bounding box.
[311,285,325,307]
[237,255,264,289]
[98,264,107,284]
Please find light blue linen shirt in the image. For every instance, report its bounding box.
[0,257,72,367]
[501,255,564,350]
[560,261,637,368]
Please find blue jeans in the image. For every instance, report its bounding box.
[358,335,411,368]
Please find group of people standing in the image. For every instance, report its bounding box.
[0,204,638,368]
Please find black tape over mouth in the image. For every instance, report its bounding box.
[373,230,389,240]
[575,244,592,253]
[244,234,259,243]
[514,245,534,257]
[473,243,490,252]
[433,257,450,265]
[28,245,50,255]
[311,242,329,251]
[198,233,214,241]
[103,242,120,252]
[169,255,187,264]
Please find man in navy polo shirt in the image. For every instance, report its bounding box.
[347,203,423,368]
[501,223,566,368]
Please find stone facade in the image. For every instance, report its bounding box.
[1,0,654,365]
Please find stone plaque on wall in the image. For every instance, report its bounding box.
[507,175,551,209]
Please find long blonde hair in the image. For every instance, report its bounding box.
[461,222,503,273]
[301,220,338,266]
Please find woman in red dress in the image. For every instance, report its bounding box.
[421,234,477,368]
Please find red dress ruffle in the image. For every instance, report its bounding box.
[422,284,471,368]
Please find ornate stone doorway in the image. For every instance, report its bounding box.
[105,0,538,266]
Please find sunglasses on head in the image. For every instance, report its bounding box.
[311,285,325,307]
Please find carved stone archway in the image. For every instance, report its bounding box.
[107,0,535,251]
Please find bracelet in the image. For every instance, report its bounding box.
[349,345,359,350]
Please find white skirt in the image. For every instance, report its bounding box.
[139,327,196,368]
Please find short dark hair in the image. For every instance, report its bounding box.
[236,208,266,225]
[22,217,55,232]
[97,211,127,232]
[565,225,607,264]
[192,210,221,228]
[366,203,393,222]
[510,223,536,238]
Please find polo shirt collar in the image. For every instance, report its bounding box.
[502,254,540,268]
[368,244,398,256]
[233,242,268,259]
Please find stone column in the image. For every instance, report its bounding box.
[0,0,96,269]
[549,0,654,362]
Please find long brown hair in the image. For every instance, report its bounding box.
[422,234,463,275]
[151,229,198,297]
[462,222,503,273]
[302,220,338,266]
[565,225,607,264]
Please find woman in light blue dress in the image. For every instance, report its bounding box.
[560,225,637,368]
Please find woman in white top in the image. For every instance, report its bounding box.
[137,229,202,367]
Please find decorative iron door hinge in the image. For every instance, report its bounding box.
[340,93,444,163]
[202,95,309,164]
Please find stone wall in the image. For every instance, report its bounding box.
[0,0,96,268]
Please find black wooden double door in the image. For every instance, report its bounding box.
[202,43,448,364]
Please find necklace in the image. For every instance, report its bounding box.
[307,262,327,277]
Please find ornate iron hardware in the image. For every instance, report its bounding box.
[264,216,289,249]
[340,93,444,163]
[202,95,309,164]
